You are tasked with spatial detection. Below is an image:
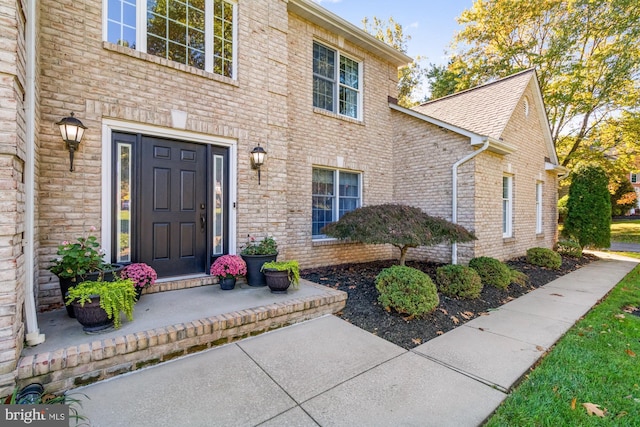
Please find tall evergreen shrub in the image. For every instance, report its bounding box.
[563,164,611,248]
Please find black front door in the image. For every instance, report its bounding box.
[112,132,230,278]
[139,136,208,277]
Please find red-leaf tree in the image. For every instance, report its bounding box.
[321,204,476,266]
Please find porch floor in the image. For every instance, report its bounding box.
[18,280,347,394]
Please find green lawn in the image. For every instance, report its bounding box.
[558,219,640,245]
[611,219,640,244]
[485,264,640,426]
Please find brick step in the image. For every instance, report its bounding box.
[18,280,346,395]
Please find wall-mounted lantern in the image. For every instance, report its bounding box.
[56,112,87,172]
[250,144,267,185]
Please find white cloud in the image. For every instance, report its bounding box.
[407,21,419,29]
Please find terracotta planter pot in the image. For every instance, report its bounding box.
[241,254,277,287]
[72,296,114,333]
[58,264,124,318]
[263,269,291,294]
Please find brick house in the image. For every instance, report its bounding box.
[0,0,562,395]
[627,164,640,215]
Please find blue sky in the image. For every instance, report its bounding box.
[312,0,474,67]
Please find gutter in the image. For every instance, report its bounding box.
[546,162,569,180]
[452,137,490,265]
[288,0,413,67]
[24,0,45,346]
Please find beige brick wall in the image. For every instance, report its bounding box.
[34,0,558,306]
[36,0,296,309]
[473,82,558,261]
[0,0,27,397]
[36,0,405,306]
[391,80,558,265]
[392,111,477,264]
[283,13,400,268]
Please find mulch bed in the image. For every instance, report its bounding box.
[301,254,598,349]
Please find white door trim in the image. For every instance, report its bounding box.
[101,119,239,267]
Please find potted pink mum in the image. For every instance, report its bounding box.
[210,255,247,290]
[120,263,157,300]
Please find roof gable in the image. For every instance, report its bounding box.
[413,69,535,140]
[413,69,559,165]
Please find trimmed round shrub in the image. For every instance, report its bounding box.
[375,266,439,317]
[554,240,582,258]
[435,264,483,299]
[526,247,562,269]
[468,257,511,290]
[509,268,528,287]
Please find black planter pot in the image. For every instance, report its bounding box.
[16,383,44,404]
[219,277,236,290]
[58,264,124,318]
[72,296,114,333]
[263,269,291,294]
[241,254,277,287]
[134,286,144,301]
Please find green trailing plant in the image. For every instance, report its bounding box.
[563,164,611,248]
[375,265,439,317]
[554,240,583,258]
[261,260,300,288]
[65,278,136,329]
[469,257,511,290]
[526,247,562,269]
[509,269,528,287]
[321,204,476,266]
[435,264,483,299]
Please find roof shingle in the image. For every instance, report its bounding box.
[413,69,535,139]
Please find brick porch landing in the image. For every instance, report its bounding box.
[18,280,347,395]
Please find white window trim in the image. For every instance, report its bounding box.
[101,119,238,263]
[631,173,638,184]
[536,181,543,234]
[103,0,238,79]
[503,175,513,238]
[313,40,363,121]
[312,167,362,239]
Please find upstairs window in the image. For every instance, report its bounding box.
[313,41,362,119]
[105,0,236,78]
[312,168,361,238]
[631,173,638,184]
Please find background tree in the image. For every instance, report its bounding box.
[362,17,427,107]
[425,0,640,168]
[610,178,637,216]
[321,204,476,266]
[563,164,611,248]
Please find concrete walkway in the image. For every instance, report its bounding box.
[75,253,638,426]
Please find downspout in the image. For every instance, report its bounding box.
[451,137,490,265]
[24,0,45,346]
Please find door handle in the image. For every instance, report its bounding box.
[200,214,206,231]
